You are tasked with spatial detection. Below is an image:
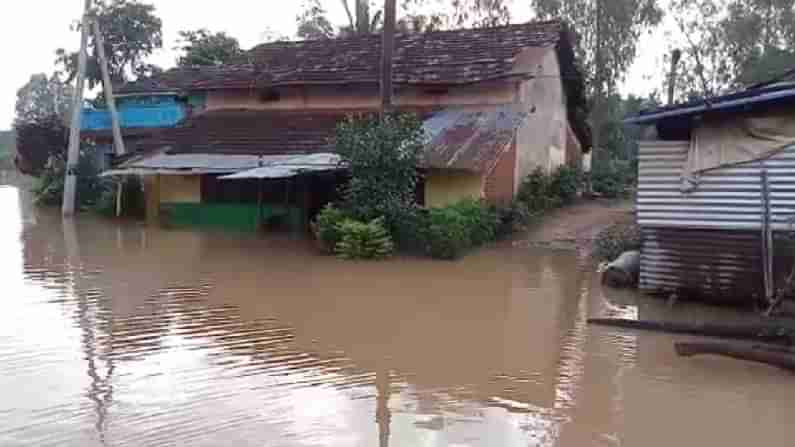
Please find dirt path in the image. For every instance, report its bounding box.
[517,198,634,251]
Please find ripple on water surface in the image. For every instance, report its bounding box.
[1,185,795,446]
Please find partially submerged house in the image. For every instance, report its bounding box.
[626,71,795,304]
[100,20,590,231]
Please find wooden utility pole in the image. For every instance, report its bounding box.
[667,49,682,105]
[380,0,396,115]
[93,19,127,217]
[63,0,92,217]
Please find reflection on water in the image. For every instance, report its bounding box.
[1,185,794,446]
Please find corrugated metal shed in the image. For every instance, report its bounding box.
[636,141,795,301]
[637,141,795,230]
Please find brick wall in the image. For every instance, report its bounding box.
[484,142,516,205]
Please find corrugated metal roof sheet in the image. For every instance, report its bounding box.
[219,153,342,179]
[422,105,527,172]
[637,141,795,230]
[123,153,263,172]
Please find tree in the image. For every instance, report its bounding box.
[669,0,795,100]
[176,29,242,66]
[55,0,163,88]
[296,0,336,39]
[335,113,423,226]
[532,0,663,150]
[14,74,74,126]
[13,115,69,176]
[295,0,512,38]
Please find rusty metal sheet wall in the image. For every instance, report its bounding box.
[639,227,764,303]
[637,141,795,230]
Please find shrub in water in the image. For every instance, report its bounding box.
[422,206,472,260]
[593,222,641,262]
[313,204,348,253]
[449,199,499,246]
[335,217,395,260]
[494,201,534,238]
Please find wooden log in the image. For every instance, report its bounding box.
[602,250,640,288]
[588,318,795,345]
[676,341,795,372]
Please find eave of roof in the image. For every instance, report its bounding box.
[625,83,795,125]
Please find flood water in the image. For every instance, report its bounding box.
[1,184,795,446]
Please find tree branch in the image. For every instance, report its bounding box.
[676,15,713,101]
[341,0,355,29]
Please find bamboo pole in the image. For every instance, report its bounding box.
[62,0,92,217]
[93,19,127,218]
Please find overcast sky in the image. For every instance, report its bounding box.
[0,0,664,130]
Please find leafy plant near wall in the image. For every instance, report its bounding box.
[335,113,424,241]
[420,199,500,260]
[517,166,583,215]
[335,217,395,260]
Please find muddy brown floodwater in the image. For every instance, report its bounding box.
[1,185,795,446]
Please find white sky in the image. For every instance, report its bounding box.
[0,0,664,130]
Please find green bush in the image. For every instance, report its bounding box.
[549,165,582,205]
[494,201,534,238]
[335,217,395,260]
[517,167,556,213]
[449,199,499,246]
[592,157,634,198]
[517,166,583,214]
[313,204,348,253]
[593,222,641,262]
[423,206,471,260]
[32,149,113,210]
[419,200,500,260]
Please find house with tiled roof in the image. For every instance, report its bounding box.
[97,20,590,231]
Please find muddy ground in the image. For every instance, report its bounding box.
[518,198,635,254]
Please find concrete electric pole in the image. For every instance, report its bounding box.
[62,0,92,217]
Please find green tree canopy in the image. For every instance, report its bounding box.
[176,29,242,66]
[669,0,795,100]
[14,74,75,127]
[532,0,663,149]
[55,0,163,88]
[296,0,336,39]
[335,113,424,223]
[296,0,511,38]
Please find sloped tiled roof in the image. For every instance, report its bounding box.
[116,67,209,94]
[117,20,569,93]
[130,107,529,172]
[152,110,341,156]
